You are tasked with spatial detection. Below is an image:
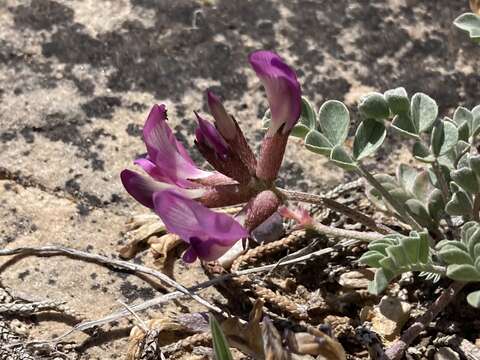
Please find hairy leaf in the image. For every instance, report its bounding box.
[384,87,409,115]
[330,145,358,171]
[353,118,387,160]
[304,129,333,156]
[319,100,350,145]
[358,92,390,120]
[411,93,438,132]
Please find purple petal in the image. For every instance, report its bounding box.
[142,104,211,182]
[207,91,237,140]
[194,112,229,157]
[120,169,205,209]
[134,157,200,189]
[153,190,248,261]
[249,51,301,136]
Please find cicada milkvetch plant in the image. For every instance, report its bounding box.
[271,86,480,307]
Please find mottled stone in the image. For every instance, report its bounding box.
[0,0,478,357]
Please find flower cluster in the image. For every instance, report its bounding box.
[121,51,301,262]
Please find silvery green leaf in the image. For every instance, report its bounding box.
[406,199,435,228]
[358,92,390,120]
[374,173,397,186]
[386,245,409,267]
[471,105,480,137]
[384,87,409,115]
[411,93,438,132]
[461,221,479,243]
[291,97,317,138]
[379,256,397,271]
[300,97,317,128]
[210,315,234,360]
[446,264,480,282]
[467,290,480,308]
[413,141,435,163]
[446,189,473,216]
[418,232,430,264]
[456,140,471,156]
[304,129,333,156]
[368,240,396,254]
[368,268,395,295]
[453,106,473,129]
[451,168,479,194]
[389,188,412,204]
[454,13,480,42]
[369,238,397,248]
[319,100,350,145]
[397,164,417,194]
[412,171,431,202]
[330,145,358,171]
[391,114,419,138]
[438,152,456,170]
[468,228,480,255]
[450,182,461,195]
[431,120,459,157]
[436,240,468,253]
[399,236,420,264]
[353,118,387,160]
[457,121,470,142]
[474,243,480,260]
[469,155,480,177]
[366,187,387,211]
[359,251,385,267]
[290,124,310,138]
[438,245,473,265]
[427,189,445,222]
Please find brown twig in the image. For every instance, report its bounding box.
[0,245,223,315]
[4,238,360,345]
[311,221,385,242]
[385,281,466,360]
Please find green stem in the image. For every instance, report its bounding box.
[473,194,480,222]
[432,161,457,238]
[357,164,422,231]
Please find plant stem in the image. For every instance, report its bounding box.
[278,188,391,235]
[310,221,385,242]
[385,281,466,360]
[357,164,423,231]
[432,160,456,237]
[473,194,480,222]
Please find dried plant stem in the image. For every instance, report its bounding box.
[385,281,466,360]
[279,188,391,234]
[3,237,362,346]
[311,221,384,242]
[0,245,223,315]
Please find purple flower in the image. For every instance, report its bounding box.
[138,104,212,186]
[207,91,237,141]
[249,50,302,136]
[194,111,229,158]
[121,50,302,262]
[153,190,249,262]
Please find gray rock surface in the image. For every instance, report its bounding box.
[0,0,478,358]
